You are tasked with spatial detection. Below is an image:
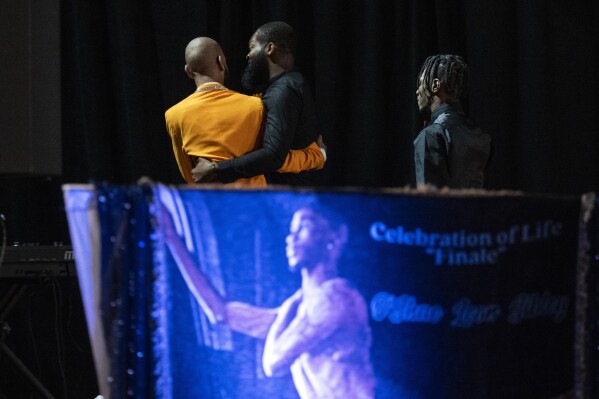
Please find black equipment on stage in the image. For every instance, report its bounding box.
[0,245,75,280]
[0,244,77,399]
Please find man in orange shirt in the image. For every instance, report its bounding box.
[165,37,325,188]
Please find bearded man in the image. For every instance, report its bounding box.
[192,21,324,186]
[165,37,325,187]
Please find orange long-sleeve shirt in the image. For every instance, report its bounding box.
[165,83,324,188]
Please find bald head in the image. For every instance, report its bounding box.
[184,37,227,83]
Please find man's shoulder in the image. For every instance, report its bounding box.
[225,90,263,108]
[418,122,445,137]
[413,123,448,150]
[431,103,471,129]
[165,92,197,117]
[268,70,305,91]
[276,69,305,82]
[263,71,307,107]
[225,89,261,99]
[165,99,186,122]
[315,278,367,312]
[166,96,188,112]
[319,278,361,297]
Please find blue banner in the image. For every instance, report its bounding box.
[64,184,585,398]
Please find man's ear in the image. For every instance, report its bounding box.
[431,78,441,94]
[216,55,226,72]
[265,42,276,57]
[184,64,194,79]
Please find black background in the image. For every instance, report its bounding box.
[1,0,598,244]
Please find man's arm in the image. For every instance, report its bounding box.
[193,82,303,183]
[224,302,277,339]
[414,126,451,187]
[277,139,326,173]
[165,121,194,184]
[157,202,276,337]
[193,137,325,182]
[262,286,348,377]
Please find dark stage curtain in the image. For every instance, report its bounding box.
[60,0,599,190]
[1,0,598,240]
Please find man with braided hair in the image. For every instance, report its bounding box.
[414,54,492,188]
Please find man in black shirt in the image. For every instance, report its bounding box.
[193,21,324,186]
[414,54,492,188]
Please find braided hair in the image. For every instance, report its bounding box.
[418,54,469,100]
[254,21,297,55]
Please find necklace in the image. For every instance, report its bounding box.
[195,84,228,93]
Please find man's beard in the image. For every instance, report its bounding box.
[241,52,270,94]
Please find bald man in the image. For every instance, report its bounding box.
[165,37,325,188]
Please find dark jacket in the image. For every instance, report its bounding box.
[414,101,492,188]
